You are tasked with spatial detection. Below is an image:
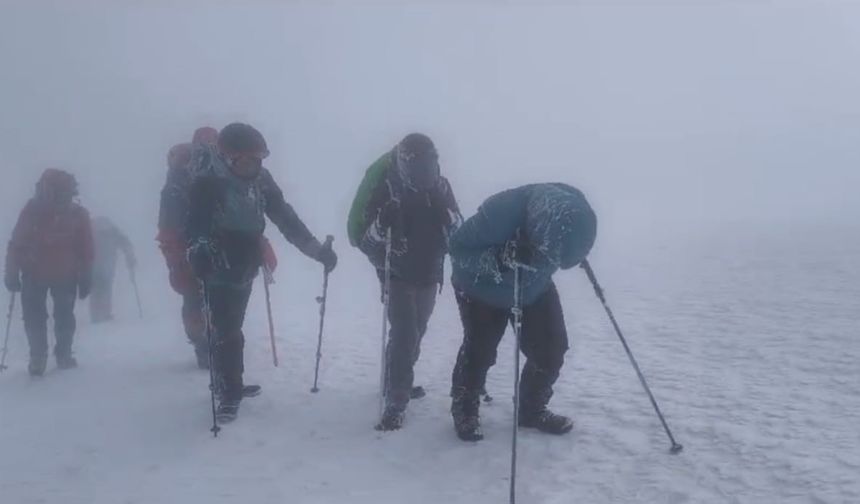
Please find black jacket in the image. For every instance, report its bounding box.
[186,153,322,286]
[359,165,461,286]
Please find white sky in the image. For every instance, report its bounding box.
[1,1,858,252]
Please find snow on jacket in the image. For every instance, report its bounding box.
[186,147,321,287]
[450,183,597,309]
[358,152,462,286]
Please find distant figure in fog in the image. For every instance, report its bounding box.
[4,169,94,376]
[90,216,136,323]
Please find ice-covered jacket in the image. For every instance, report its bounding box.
[450,183,597,308]
[186,147,321,287]
[358,153,462,286]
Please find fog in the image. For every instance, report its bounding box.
[3,3,860,502]
[2,1,858,255]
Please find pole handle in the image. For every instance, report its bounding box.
[580,259,605,303]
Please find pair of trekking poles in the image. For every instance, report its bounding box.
[197,232,683,482]
[201,236,335,437]
[0,263,144,374]
[260,234,333,383]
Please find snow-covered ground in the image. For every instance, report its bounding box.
[1,221,857,504]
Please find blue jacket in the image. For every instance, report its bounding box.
[450,183,596,308]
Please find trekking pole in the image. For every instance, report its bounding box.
[201,281,221,437]
[581,259,683,454]
[129,266,143,319]
[263,266,279,368]
[509,259,523,504]
[378,228,392,419]
[0,293,16,372]
[311,235,334,393]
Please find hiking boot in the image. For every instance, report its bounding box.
[56,355,78,370]
[451,387,483,441]
[242,384,262,398]
[28,355,47,377]
[216,398,241,423]
[518,408,573,435]
[375,406,405,432]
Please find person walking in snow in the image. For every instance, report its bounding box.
[158,128,265,369]
[4,169,94,376]
[348,133,462,431]
[448,183,597,441]
[89,216,136,323]
[185,122,337,422]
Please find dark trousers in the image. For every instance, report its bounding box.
[89,272,114,323]
[21,277,78,359]
[206,283,252,401]
[182,287,206,348]
[451,282,569,414]
[385,279,437,409]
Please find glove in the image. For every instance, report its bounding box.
[260,236,278,274]
[315,238,337,274]
[78,271,92,300]
[497,238,533,272]
[4,269,21,293]
[188,239,217,279]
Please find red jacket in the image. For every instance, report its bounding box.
[5,199,94,283]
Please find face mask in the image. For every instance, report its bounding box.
[398,151,440,191]
[228,155,263,179]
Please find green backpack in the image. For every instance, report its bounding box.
[347,151,393,247]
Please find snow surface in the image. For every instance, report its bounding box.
[1,222,857,504]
